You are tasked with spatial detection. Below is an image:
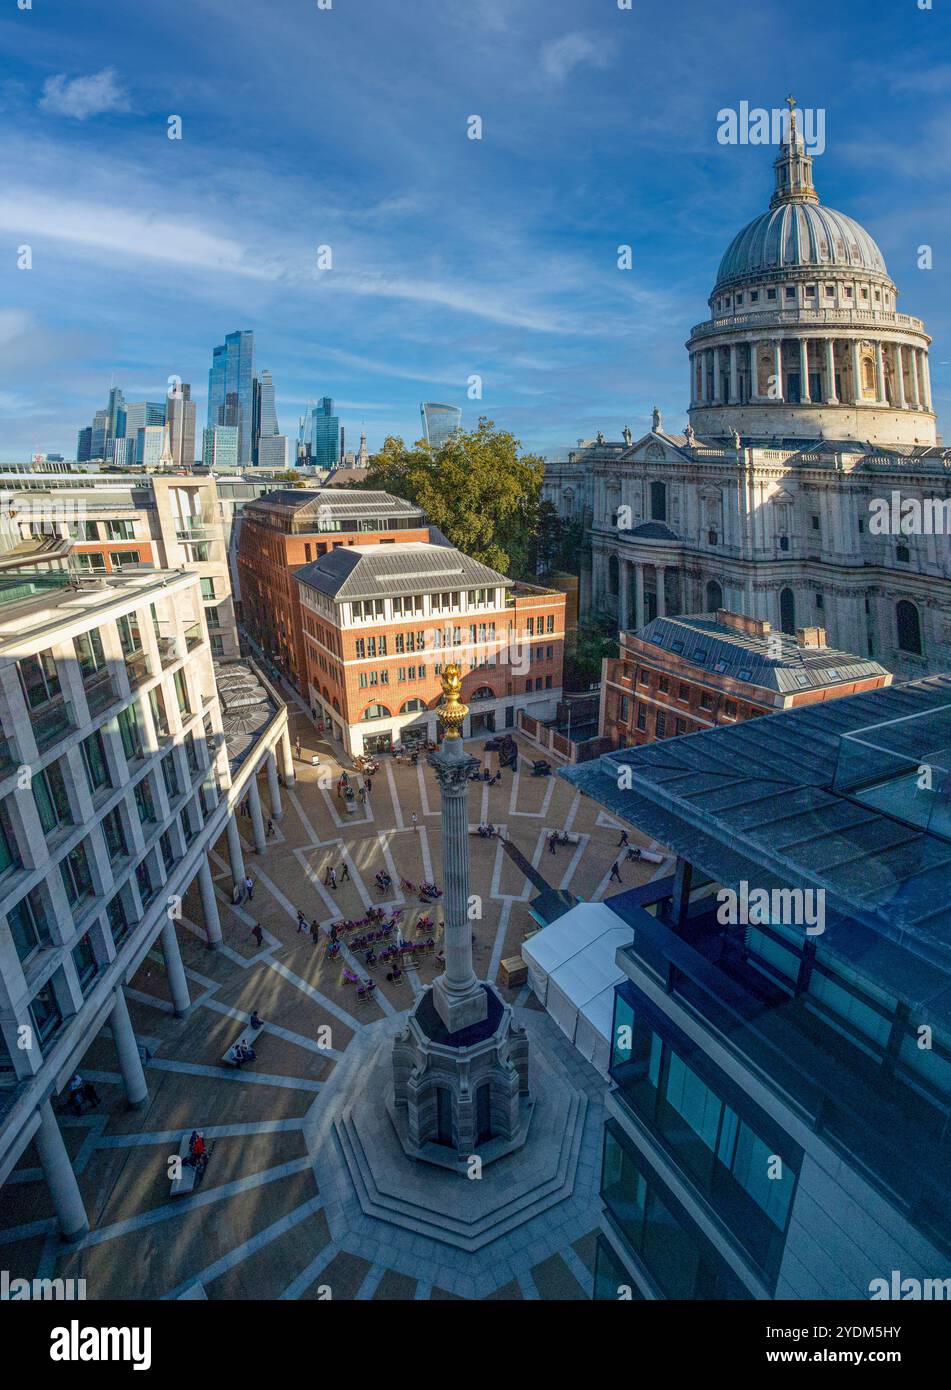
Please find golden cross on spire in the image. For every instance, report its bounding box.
[785,93,797,112]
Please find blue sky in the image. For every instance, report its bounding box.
[1,0,949,462]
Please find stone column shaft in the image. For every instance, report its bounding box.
[824,338,839,403]
[161,918,191,1015]
[266,749,282,817]
[111,987,148,1108]
[280,728,296,787]
[429,737,486,1032]
[875,341,887,403]
[634,564,645,629]
[895,344,907,408]
[850,339,863,404]
[197,853,222,948]
[248,775,267,854]
[729,344,739,403]
[226,812,246,894]
[772,339,783,400]
[799,338,811,402]
[35,1101,88,1240]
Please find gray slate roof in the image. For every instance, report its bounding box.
[295,543,509,602]
[632,612,887,693]
[561,675,951,1022]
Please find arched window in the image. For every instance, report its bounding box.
[399,698,426,714]
[608,555,619,596]
[862,355,875,393]
[361,702,391,721]
[332,698,341,714]
[471,686,495,701]
[779,587,796,635]
[705,580,723,612]
[896,600,922,655]
[650,480,667,522]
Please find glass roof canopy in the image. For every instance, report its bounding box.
[833,704,951,842]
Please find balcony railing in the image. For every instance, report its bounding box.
[83,669,120,717]
[155,635,179,667]
[184,624,203,652]
[33,698,75,750]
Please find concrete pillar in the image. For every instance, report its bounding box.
[266,750,282,818]
[634,564,645,629]
[161,918,191,1015]
[729,344,739,403]
[799,339,811,402]
[850,339,863,404]
[111,987,148,1108]
[197,853,222,948]
[656,566,666,618]
[280,728,295,787]
[895,344,907,408]
[824,338,838,404]
[35,1101,88,1241]
[225,812,246,896]
[247,775,267,854]
[875,341,887,403]
[771,340,783,400]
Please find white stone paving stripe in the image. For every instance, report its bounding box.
[561,1245,595,1297]
[199,997,345,1059]
[146,1058,321,1091]
[97,1119,305,1148]
[558,833,589,891]
[517,1270,541,1300]
[279,1241,341,1300]
[488,898,512,984]
[164,1196,324,1300]
[355,1262,386,1300]
[267,959,364,1032]
[384,760,404,829]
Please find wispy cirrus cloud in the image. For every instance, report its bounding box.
[539,32,613,83]
[39,67,130,120]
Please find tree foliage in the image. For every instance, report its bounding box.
[358,418,545,576]
[564,612,619,690]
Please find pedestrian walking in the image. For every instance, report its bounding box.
[310,919,320,945]
[365,777,373,794]
[324,866,337,890]
[609,860,622,883]
[617,830,629,848]
[548,833,557,855]
[341,863,351,882]
[245,875,254,901]
[266,818,275,838]
[251,923,264,947]
[411,812,418,832]
[296,910,308,933]
[295,737,302,759]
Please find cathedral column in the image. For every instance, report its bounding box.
[771,340,783,400]
[634,564,645,629]
[823,338,839,404]
[799,339,811,402]
[920,350,933,411]
[850,339,863,404]
[656,566,666,618]
[729,344,739,403]
[875,341,887,403]
[908,350,921,409]
[751,341,765,401]
[895,345,907,408]
[712,347,722,403]
[618,559,630,632]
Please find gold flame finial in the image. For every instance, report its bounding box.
[438,662,468,740]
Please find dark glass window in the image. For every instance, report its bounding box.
[72,932,98,988]
[60,841,94,906]
[81,730,112,794]
[0,801,21,876]
[7,887,50,962]
[33,761,72,834]
[29,981,63,1045]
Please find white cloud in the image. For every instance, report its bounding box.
[540,32,612,83]
[39,67,130,121]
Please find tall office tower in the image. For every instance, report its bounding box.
[88,409,110,462]
[251,369,280,465]
[202,425,239,470]
[309,397,340,470]
[105,387,125,450]
[207,330,255,467]
[122,401,166,441]
[256,435,288,471]
[135,425,170,468]
[76,427,92,463]
[167,383,196,469]
[420,401,462,449]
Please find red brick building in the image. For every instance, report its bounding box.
[236,489,432,690]
[296,542,566,755]
[601,609,891,748]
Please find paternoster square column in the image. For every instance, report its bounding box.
[428,663,488,1033]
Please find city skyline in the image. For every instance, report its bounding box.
[1,1,949,463]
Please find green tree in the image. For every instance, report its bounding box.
[359,418,544,576]
[564,613,619,690]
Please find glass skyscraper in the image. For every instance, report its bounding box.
[420,402,462,449]
[252,369,280,464]
[309,397,340,470]
[207,330,255,467]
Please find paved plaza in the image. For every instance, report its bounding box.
[0,713,670,1301]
